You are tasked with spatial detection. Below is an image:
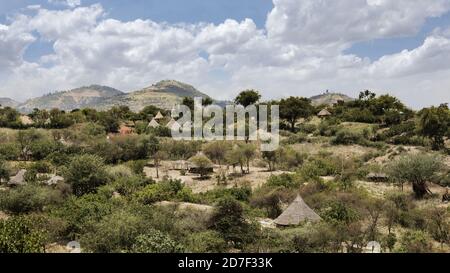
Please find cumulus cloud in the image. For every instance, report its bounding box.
[48,0,82,8]
[0,0,449,108]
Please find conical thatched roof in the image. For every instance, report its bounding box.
[155,111,164,120]
[148,118,160,128]
[8,169,27,186]
[166,118,180,130]
[318,108,332,117]
[274,195,321,226]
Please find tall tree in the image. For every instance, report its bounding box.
[234,90,261,107]
[419,104,450,150]
[279,97,314,131]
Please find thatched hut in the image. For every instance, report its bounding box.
[8,169,27,187]
[148,118,160,129]
[155,111,164,120]
[318,108,332,118]
[166,118,180,130]
[274,195,321,226]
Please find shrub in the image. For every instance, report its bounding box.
[398,231,433,253]
[210,197,259,247]
[186,231,227,253]
[81,209,148,253]
[0,185,64,214]
[0,216,46,253]
[131,229,184,253]
[331,130,364,145]
[266,173,301,189]
[64,154,110,197]
[136,178,184,205]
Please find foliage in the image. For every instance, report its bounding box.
[63,154,109,196]
[234,90,261,107]
[279,97,314,131]
[0,216,46,253]
[131,229,184,253]
[387,154,443,198]
[211,197,259,247]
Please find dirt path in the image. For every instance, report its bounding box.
[144,162,292,193]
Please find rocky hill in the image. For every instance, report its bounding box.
[18,85,124,112]
[310,92,354,106]
[0,98,20,108]
[13,80,212,112]
[93,80,212,112]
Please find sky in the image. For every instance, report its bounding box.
[0,0,450,109]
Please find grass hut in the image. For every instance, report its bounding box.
[148,118,160,129]
[155,111,164,120]
[274,195,321,226]
[318,108,332,118]
[166,118,180,130]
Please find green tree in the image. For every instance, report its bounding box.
[64,154,109,196]
[189,154,214,178]
[202,141,230,166]
[419,104,450,150]
[387,154,443,199]
[240,143,256,174]
[0,216,46,253]
[211,197,258,247]
[279,97,314,131]
[234,90,261,107]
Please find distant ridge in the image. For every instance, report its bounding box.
[18,85,124,112]
[0,98,20,108]
[93,80,212,112]
[14,80,212,113]
[310,92,354,106]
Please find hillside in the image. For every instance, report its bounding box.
[310,92,354,106]
[94,80,212,112]
[0,98,20,108]
[19,85,124,112]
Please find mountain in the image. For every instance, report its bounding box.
[310,92,354,106]
[19,85,124,112]
[94,80,212,112]
[0,98,20,108]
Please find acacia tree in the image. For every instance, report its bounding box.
[419,104,450,150]
[234,90,261,107]
[388,154,443,199]
[189,154,214,179]
[240,143,256,174]
[279,97,314,131]
[202,141,231,166]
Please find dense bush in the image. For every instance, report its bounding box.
[131,229,184,253]
[0,216,46,253]
[63,154,110,196]
[0,185,64,214]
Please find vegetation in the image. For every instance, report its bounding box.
[0,89,449,254]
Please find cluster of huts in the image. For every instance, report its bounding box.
[119,111,182,136]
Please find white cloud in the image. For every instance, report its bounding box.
[0,1,449,108]
[48,0,82,8]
